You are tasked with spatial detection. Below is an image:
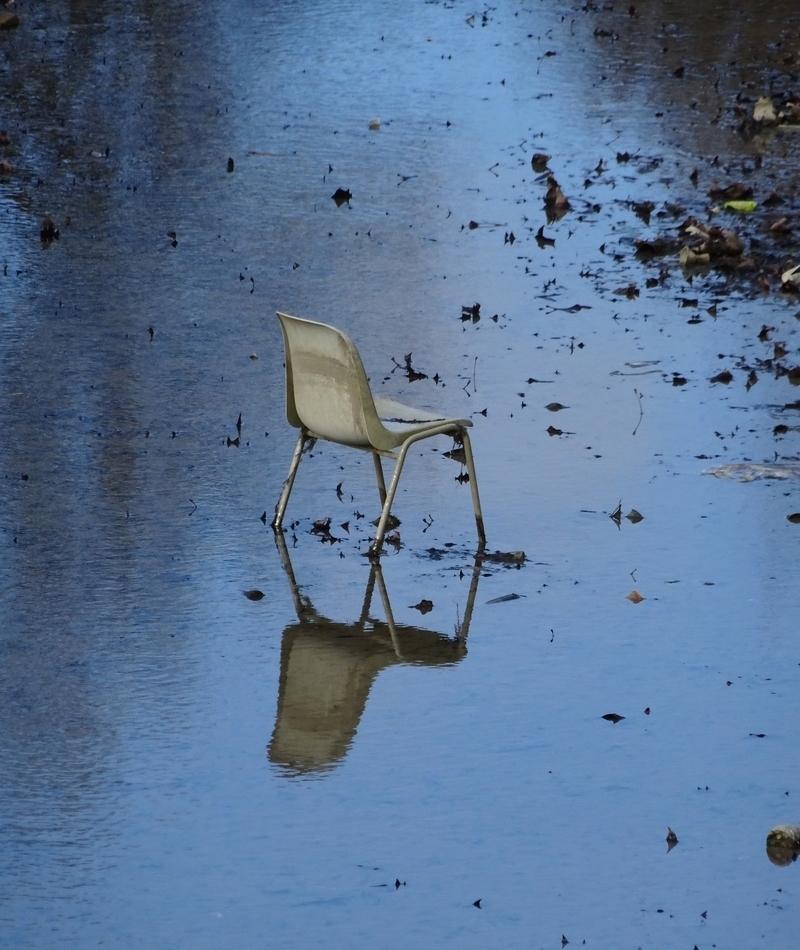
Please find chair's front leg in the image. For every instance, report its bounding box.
[271,429,309,530]
[368,442,411,558]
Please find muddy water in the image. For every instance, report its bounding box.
[2,1,800,947]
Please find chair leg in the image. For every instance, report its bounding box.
[372,451,387,506]
[369,442,411,558]
[460,429,486,549]
[271,429,309,530]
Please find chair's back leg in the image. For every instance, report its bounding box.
[271,429,310,530]
[460,430,487,548]
[372,451,388,506]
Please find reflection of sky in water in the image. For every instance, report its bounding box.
[1,0,800,947]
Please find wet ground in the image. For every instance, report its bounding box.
[2,1,800,947]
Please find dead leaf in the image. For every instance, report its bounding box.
[781,263,800,288]
[531,152,550,173]
[545,402,568,412]
[535,225,555,248]
[410,599,434,614]
[666,827,679,851]
[626,509,643,523]
[614,283,639,298]
[483,550,526,564]
[243,589,265,601]
[632,200,656,224]
[546,425,563,436]
[680,246,710,266]
[486,592,525,605]
[708,182,752,201]
[544,174,571,221]
[626,590,645,603]
[461,302,481,322]
[602,713,625,723]
[753,97,778,123]
[770,217,792,234]
[788,513,800,524]
[710,370,733,384]
[331,187,352,206]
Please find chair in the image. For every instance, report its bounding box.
[271,311,486,556]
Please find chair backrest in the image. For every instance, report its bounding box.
[276,312,382,447]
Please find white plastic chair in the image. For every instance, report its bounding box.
[271,311,486,556]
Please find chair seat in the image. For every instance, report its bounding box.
[374,396,472,442]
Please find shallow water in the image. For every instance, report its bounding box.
[2,1,800,947]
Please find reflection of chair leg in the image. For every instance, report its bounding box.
[460,429,486,550]
[272,429,311,530]
[372,451,388,507]
[372,563,404,659]
[358,563,378,627]
[456,553,483,642]
[274,529,320,621]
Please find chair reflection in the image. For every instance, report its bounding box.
[268,533,482,776]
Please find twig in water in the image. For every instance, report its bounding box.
[632,388,644,436]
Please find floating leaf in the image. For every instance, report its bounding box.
[626,590,645,603]
[781,263,800,288]
[710,370,733,384]
[626,509,643,523]
[486,592,525,605]
[724,200,757,213]
[666,827,679,851]
[753,97,778,123]
[602,713,625,724]
[547,425,563,436]
[331,187,352,206]
[545,402,568,412]
[410,599,434,614]
[788,513,800,524]
[531,152,550,173]
[535,225,555,248]
[483,550,526,564]
[243,589,265,601]
[680,246,710,266]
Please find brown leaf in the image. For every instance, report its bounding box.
[544,402,568,412]
[710,370,733,384]
[243,589,265,601]
[626,590,645,603]
[410,599,434,614]
[625,509,643,523]
[666,827,679,851]
[602,713,625,723]
[708,181,752,201]
[788,513,800,524]
[614,283,639,299]
[531,152,550,173]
